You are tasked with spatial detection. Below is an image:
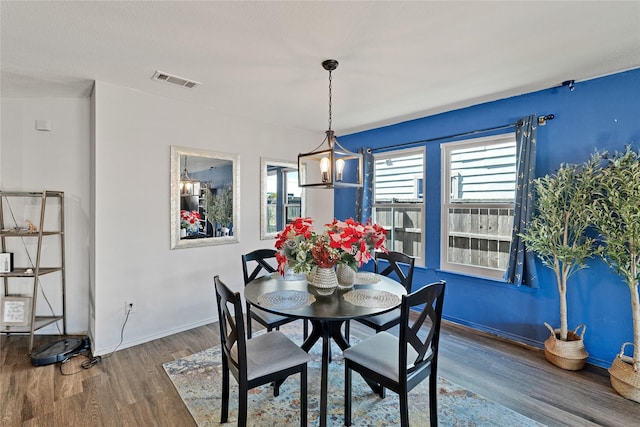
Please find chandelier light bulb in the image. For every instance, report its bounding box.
[335,158,345,181]
[320,157,330,182]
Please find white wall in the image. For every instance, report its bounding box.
[1,98,91,335]
[91,81,333,354]
[1,84,333,355]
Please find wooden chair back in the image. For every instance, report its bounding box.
[375,251,416,292]
[214,275,247,378]
[242,249,277,285]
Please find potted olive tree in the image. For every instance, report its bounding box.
[205,187,234,236]
[521,159,599,370]
[589,147,640,402]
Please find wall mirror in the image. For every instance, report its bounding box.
[171,146,239,249]
[260,158,305,240]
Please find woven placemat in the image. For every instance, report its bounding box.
[257,290,316,310]
[354,272,381,284]
[343,289,401,308]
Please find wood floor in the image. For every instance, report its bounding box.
[1,320,638,426]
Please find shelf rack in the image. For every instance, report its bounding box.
[1,190,66,353]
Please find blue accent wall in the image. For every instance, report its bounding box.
[335,68,640,368]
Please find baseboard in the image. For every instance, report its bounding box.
[93,317,216,356]
[441,316,543,350]
[442,315,544,349]
[439,315,612,369]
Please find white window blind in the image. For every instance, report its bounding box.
[449,141,516,203]
[374,153,424,202]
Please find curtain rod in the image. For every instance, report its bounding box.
[369,114,554,153]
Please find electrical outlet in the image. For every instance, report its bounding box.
[125,300,136,314]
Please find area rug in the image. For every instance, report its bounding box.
[163,325,545,427]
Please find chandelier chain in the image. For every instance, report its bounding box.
[328,70,333,132]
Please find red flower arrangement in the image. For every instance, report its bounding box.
[274,217,387,276]
[326,218,388,269]
[274,217,318,275]
[180,210,201,232]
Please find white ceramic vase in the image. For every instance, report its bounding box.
[311,266,339,295]
[336,264,356,289]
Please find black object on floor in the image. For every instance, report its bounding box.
[30,336,91,366]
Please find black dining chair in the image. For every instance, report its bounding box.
[343,280,446,427]
[241,249,308,339]
[345,251,415,340]
[214,275,311,427]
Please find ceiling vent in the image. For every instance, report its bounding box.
[151,71,200,89]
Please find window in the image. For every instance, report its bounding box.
[372,148,425,266]
[266,166,302,234]
[441,134,516,279]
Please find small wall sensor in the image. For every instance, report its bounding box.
[561,80,575,92]
[35,120,53,131]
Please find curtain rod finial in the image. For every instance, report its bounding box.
[538,114,555,126]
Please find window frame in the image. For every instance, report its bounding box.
[262,161,304,238]
[372,147,426,267]
[440,133,516,279]
[282,168,302,224]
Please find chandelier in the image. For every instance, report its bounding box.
[298,59,363,189]
[180,158,200,196]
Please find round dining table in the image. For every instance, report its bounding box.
[244,272,407,427]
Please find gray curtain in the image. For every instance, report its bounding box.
[504,115,538,286]
[355,148,374,223]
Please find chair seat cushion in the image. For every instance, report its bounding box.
[234,331,311,381]
[356,308,400,329]
[250,306,290,325]
[343,331,418,382]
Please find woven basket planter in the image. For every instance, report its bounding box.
[543,322,588,371]
[609,343,640,403]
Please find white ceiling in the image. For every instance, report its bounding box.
[2,1,639,135]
